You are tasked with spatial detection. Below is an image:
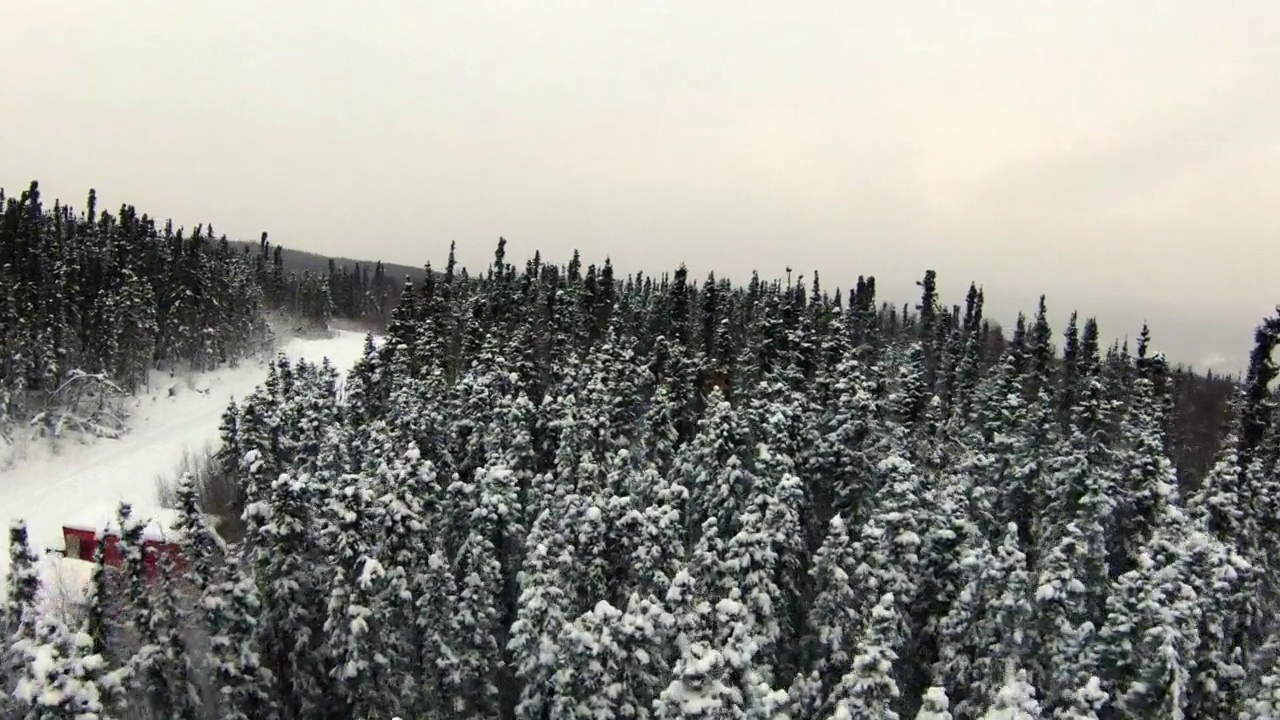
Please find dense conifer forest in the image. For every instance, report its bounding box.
[0,181,402,445]
[4,229,1277,719]
[230,241,422,322]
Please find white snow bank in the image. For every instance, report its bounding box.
[0,330,373,581]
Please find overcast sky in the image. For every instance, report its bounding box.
[2,1,1277,372]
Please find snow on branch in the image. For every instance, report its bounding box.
[29,369,131,440]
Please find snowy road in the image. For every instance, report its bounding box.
[0,330,370,580]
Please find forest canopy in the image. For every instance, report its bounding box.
[2,190,1278,719]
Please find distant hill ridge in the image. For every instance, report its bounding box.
[228,240,426,284]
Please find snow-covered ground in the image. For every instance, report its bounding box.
[0,330,370,589]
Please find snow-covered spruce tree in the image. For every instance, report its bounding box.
[327,556,389,720]
[539,381,598,505]
[577,328,646,459]
[620,592,677,717]
[1242,450,1280,615]
[284,360,345,478]
[806,347,881,527]
[550,597,667,720]
[4,520,44,717]
[1055,677,1106,720]
[1039,424,1112,626]
[641,379,684,481]
[948,285,986,424]
[713,502,786,682]
[675,388,755,545]
[171,471,222,599]
[904,438,980,711]
[1118,628,1193,720]
[934,523,1033,720]
[212,398,242,500]
[823,592,903,720]
[469,461,528,679]
[244,471,326,720]
[1237,312,1280,466]
[707,593,791,719]
[686,513,731,622]
[169,431,275,718]
[343,333,387,432]
[116,506,150,688]
[1018,398,1061,566]
[1109,354,1180,579]
[112,267,159,394]
[1186,434,1247,544]
[972,351,1034,546]
[655,641,743,720]
[883,342,931,441]
[11,612,128,720]
[849,454,928,656]
[449,525,505,720]
[915,687,954,720]
[1100,523,1201,719]
[605,456,661,599]
[319,465,377,702]
[980,665,1043,720]
[365,447,435,714]
[414,546,464,719]
[509,503,577,720]
[4,524,41,622]
[484,389,537,531]
[663,566,713,663]
[619,460,688,598]
[1030,521,1101,715]
[82,531,124,668]
[1242,659,1280,720]
[1180,528,1251,719]
[143,554,202,720]
[447,352,505,488]
[367,372,423,467]
[556,488,619,612]
[237,394,281,513]
[380,278,421,375]
[746,393,812,681]
[792,515,860,720]
[204,557,277,718]
[115,503,199,720]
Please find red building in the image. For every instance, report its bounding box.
[61,509,187,580]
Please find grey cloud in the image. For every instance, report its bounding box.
[1,1,1277,372]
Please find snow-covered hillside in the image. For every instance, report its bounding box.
[0,330,370,581]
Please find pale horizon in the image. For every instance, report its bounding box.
[3,1,1277,372]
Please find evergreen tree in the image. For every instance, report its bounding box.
[509,505,576,720]
[11,614,128,720]
[551,597,666,720]
[655,642,742,720]
[824,593,902,720]
[4,520,44,717]
[980,666,1043,720]
[245,472,325,720]
[915,687,954,720]
[415,547,465,719]
[1242,662,1280,720]
[796,515,860,717]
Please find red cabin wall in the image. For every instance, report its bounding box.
[63,527,98,562]
[61,526,187,580]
